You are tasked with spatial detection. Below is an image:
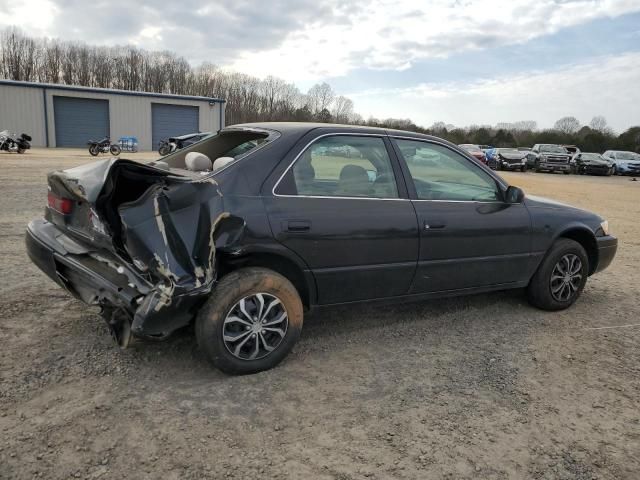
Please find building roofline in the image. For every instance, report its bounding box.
[0,79,226,103]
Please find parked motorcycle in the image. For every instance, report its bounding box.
[158,132,211,156]
[88,137,121,156]
[0,130,32,154]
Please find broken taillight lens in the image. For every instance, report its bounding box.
[47,191,74,214]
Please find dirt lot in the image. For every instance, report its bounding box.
[1,148,639,480]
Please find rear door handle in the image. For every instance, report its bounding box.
[424,220,446,230]
[283,220,311,232]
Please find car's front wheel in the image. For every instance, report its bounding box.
[526,238,588,311]
[196,267,303,374]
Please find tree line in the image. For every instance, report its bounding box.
[1,28,638,153]
[0,28,358,126]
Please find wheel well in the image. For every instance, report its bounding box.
[559,229,598,275]
[217,252,311,308]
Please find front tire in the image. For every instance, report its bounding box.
[89,145,99,156]
[110,144,121,156]
[158,144,170,156]
[526,238,588,311]
[196,267,303,374]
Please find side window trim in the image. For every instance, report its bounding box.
[272,133,409,200]
[390,136,507,203]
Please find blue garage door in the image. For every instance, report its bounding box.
[53,96,109,147]
[152,103,199,148]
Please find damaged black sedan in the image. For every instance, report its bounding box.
[27,123,618,374]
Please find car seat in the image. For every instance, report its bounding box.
[337,164,371,196]
[185,152,213,172]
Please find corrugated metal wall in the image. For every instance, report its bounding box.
[0,82,224,150]
[0,84,46,146]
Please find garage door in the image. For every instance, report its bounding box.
[53,96,109,147]
[152,103,199,148]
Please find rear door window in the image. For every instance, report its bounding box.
[276,136,399,198]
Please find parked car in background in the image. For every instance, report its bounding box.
[26,123,617,374]
[602,150,640,176]
[479,145,498,162]
[489,148,528,171]
[527,144,572,173]
[158,132,212,156]
[458,144,487,164]
[571,153,614,176]
[562,145,581,160]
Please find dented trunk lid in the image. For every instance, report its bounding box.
[45,158,245,335]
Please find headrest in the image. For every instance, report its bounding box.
[339,164,368,182]
[212,156,235,172]
[185,152,213,172]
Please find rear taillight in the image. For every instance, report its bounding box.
[47,191,74,214]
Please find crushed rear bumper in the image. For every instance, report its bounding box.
[26,219,204,338]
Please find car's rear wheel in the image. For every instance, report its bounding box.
[196,267,303,374]
[526,238,588,311]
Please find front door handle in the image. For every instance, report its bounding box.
[284,220,311,232]
[424,220,446,230]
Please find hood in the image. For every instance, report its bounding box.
[498,152,526,161]
[580,157,611,166]
[525,195,601,219]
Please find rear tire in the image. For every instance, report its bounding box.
[526,238,589,311]
[196,267,303,375]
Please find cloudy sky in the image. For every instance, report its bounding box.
[2,0,640,131]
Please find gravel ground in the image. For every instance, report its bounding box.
[1,149,639,480]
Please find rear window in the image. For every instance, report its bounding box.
[163,129,272,171]
[540,145,566,154]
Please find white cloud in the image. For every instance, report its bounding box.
[228,0,640,81]
[349,52,640,132]
[0,0,58,33]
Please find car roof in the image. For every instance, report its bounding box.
[226,122,442,142]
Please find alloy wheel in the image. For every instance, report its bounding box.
[550,254,583,302]
[222,293,288,361]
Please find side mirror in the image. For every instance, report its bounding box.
[505,185,525,204]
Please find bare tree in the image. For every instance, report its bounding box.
[554,116,581,134]
[332,95,354,123]
[307,82,334,115]
[589,115,610,134]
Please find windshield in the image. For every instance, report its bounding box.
[581,153,602,161]
[497,148,519,154]
[540,145,566,154]
[616,151,639,160]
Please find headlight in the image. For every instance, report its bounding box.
[600,220,609,236]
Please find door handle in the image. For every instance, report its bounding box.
[284,220,311,232]
[424,220,446,230]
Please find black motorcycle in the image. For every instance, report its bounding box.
[88,137,121,156]
[0,130,32,154]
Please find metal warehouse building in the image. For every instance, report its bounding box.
[0,80,225,151]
